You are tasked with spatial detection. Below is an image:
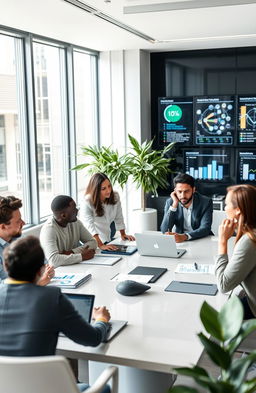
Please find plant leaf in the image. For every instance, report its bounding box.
[226,352,256,388]
[227,319,256,354]
[200,301,223,341]
[198,333,231,369]
[218,296,243,341]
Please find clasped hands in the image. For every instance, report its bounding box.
[165,231,188,243]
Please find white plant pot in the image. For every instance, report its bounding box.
[131,208,157,233]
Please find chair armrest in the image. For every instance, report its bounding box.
[85,366,118,393]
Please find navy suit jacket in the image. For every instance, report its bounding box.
[0,283,109,356]
[160,192,213,240]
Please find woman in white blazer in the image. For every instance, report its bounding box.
[80,173,134,251]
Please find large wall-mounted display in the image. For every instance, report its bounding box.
[150,47,256,197]
[237,150,256,182]
[195,96,235,145]
[158,97,193,145]
[184,149,230,183]
[237,96,256,144]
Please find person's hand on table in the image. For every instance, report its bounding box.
[38,264,55,286]
[121,234,135,241]
[81,245,95,260]
[93,306,111,323]
[174,233,188,243]
[99,244,118,251]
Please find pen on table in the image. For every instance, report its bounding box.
[194,262,198,270]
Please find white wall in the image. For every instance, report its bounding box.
[98,49,151,232]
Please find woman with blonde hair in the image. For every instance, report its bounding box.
[215,184,256,319]
[80,173,134,251]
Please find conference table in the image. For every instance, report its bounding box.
[56,235,233,393]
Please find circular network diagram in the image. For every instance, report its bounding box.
[246,108,256,129]
[196,102,233,135]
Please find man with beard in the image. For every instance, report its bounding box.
[40,195,97,268]
[0,195,54,284]
[160,173,213,243]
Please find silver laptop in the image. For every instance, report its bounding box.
[135,232,186,258]
[63,293,127,342]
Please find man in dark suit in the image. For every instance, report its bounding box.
[0,235,111,392]
[160,173,213,242]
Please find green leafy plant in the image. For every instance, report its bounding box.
[127,134,175,211]
[169,296,256,393]
[72,134,175,211]
[72,145,131,188]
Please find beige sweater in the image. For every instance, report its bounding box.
[40,217,97,268]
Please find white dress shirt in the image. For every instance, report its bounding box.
[80,192,125,244]
[169,200,193,239]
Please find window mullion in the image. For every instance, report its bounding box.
[24,33,40,224]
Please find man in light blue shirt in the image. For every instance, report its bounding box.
[0,195,54,285]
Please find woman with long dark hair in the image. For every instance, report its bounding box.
[215,184,256,319]
[80,173,134,250]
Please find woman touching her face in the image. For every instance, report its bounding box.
[215,184,256,319]
[80,173,135,251]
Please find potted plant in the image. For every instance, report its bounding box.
[170,296,256,393]
[127,134,175,211]
[72,144,131,188]
[72,134,175,231]
[126,134,175,231]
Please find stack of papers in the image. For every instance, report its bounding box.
[175,264,215,274]
[111,273,154,283]
[81,255,121,266]
[49,273,92,288]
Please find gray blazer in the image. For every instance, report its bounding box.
[160,192,213,240]
[0,283,108,356]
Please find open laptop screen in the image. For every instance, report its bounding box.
[65,293,95,323]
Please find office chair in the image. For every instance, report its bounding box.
[0,355,118,393]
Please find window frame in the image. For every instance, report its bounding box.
[0,25,99,227]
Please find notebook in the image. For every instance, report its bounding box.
[165,280,218,296]
[49,273,91,289]
[128,266,167,283]
[62,293,127,342]
[135,232,186,258]
[81,255,122,266]
[101,244,137,256]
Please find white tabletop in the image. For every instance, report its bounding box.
[57,236,232,373]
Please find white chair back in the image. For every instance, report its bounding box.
[0,355,118,393]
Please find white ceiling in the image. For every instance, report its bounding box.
[1,0,256,52]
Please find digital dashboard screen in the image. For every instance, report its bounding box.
[158,97,193,145]
[195,96,235,145]
[184,149,230,182]
[237,151,256,182]
[237,96,256,144]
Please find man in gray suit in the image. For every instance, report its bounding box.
[160,173,213,242]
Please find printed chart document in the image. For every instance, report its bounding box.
[81,255,122,266]
[175,264,215,274]
[111,273,154,283]
[49,273,91,289]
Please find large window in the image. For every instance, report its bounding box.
[0,33,27,221]
[73,50,98,200]
[0,28,99,225]
[33,42,68,218]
